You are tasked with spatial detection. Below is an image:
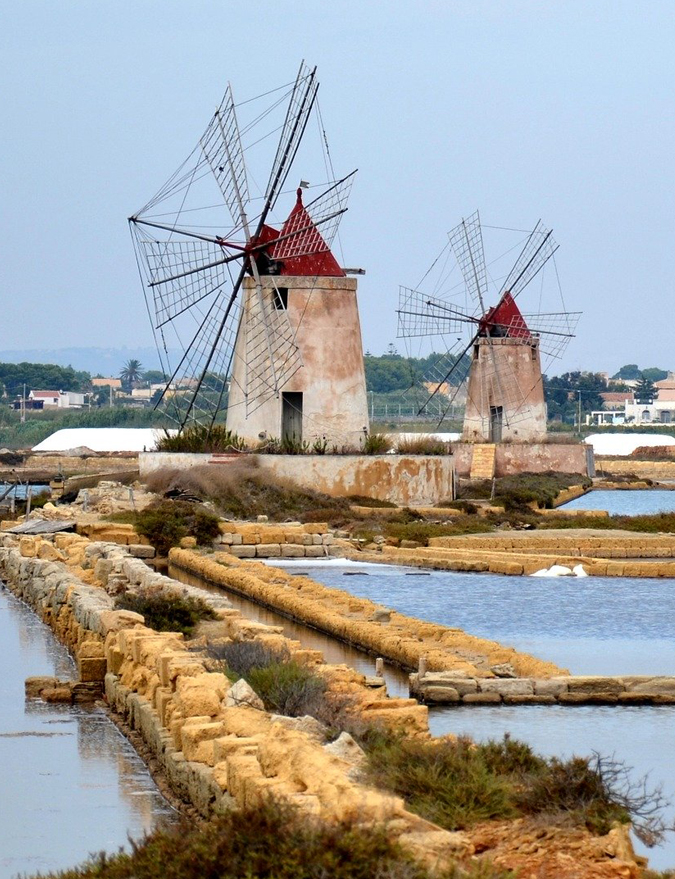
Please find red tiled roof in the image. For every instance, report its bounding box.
[30,390,60,398]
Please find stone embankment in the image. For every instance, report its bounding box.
[1,532,476,868]
[410,671,675,706]
[353,530,675,577]
[169,548,565,679]
[596,458,675,481]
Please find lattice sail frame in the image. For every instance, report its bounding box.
[396,211,581,429]
[129,62,355,429]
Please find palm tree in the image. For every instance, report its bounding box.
[119,359,143,391]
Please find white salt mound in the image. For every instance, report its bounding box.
[584,433,675,457]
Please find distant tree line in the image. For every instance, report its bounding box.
[364,348,470,394]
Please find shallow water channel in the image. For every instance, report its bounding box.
[0,586,178,879]
[563,488,675,516]
[174,558,675,869]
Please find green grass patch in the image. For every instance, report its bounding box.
[115,590,217,638]
[459,472,592,511]
[384,519,494,545]
[538,512,675,533]
[155,424,245,453]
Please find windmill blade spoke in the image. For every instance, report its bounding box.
[264,62,319,213]
[400,339,473,419]
[448,210,488,310]
[135,235,239,328]
[500,221,559,300]
[200,83,250,232]
[397,287,477,338]
[520,311,581,358]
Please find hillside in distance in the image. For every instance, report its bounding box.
[0,347,177,375]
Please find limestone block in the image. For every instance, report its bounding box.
[231,534,243,545]
[534,678,568,697]
[321,534,334,545]
[181,720,227,764]
[213,735,261,764]
[226,753,265,804]
[302,534,313,546]
[422,686,460,703]
[175,676,224,717]
[623,676,675,695]
[284,532,305,545]
[281,544,305,558]
[478,679,534,696]
[462,692,501,704]
[38,543,66,563]
[256,543,281,558]
[97,609,145,636]
[303,523,328,534]
[158,654,204,688]
[323,731,365,767]
[25,676,60,698]
[220,706,272,737]
[180,536,197,549]
[419,674,478,696]
[19,537,38,558]
[221,533,234,545]
[224,679,264,711]
[304,546,326,559]
[271,714,327,743]
[230,545,256,559]
[128,544,156,559]
[558,692,619,704]
[566,676,625,696]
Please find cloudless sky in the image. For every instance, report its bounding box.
[1,1,673,375]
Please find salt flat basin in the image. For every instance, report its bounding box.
[562,488,675,516]
[278,561,675,870]
[0,587,177,879]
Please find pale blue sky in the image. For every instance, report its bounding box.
[1,1,673,375]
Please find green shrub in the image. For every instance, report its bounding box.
[347,495,397,508]
[155,424,245,453]
[115,591,217,637]
[385,519,493,545]
[133,500,220,556]
[37,800,514,879]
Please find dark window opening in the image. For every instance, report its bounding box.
[273,287,288,310]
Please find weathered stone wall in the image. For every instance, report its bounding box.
[596,458,675,480]
[451,442,590,478]
[139,453,455,506]
[411,671,675,705]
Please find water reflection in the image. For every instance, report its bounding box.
[0,586,178,879]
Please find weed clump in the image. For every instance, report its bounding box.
[115,590,217,638]
[38,800,514,879]
[361,733,672,844]
[395,436,451,455]
[144,462,352,523]
[363,433,392,455]
[204,640,327,717]
[155,424,245,453]
[135,500,221,556]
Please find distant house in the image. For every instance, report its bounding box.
[131,388,152,400]
[28,390,87,410]
[91,377,122,389]
[654,374,675,402]
[29,390,60,408]
[600,391,634,410]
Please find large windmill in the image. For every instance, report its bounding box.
[129,62,368,446]
[397,211,580,442]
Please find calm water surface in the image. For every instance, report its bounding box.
[265,559,675,869]
[563,488,675,516]
[0,586,178,879]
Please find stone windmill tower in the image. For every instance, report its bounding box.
[397,211,580,442]
[129,62,368,447]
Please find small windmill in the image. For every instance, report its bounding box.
[129,62,366,443]
[397,211,580,442]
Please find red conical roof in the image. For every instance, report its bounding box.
[270,189,344,277]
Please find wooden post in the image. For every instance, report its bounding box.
[25,485,32,517]
[418,655,427,678]
[375,657,384,677]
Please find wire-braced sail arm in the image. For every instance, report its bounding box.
[447,210,488,311]
[200,83,250,232]
[397,287,478,338]
[500,221,559,300]
[519,310,581,359]
[263,62,319,218]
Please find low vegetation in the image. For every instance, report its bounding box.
[115,590,217,638]
[108,499,221,556]
[202,640,327,718]
[459,472,592,511]
[154,424,245,453]
[362,733,672,845]
[34,800,515,879]
[395,435,451,455]
[538,511,675,533]
[143,461,355,523]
